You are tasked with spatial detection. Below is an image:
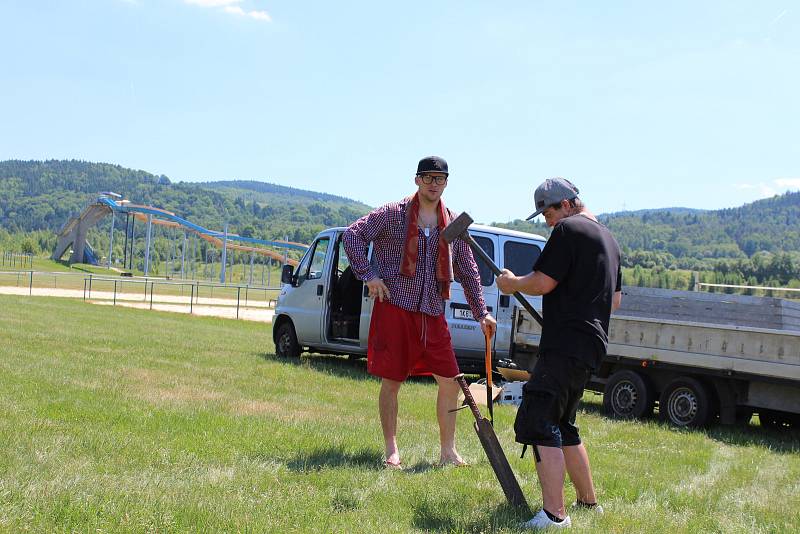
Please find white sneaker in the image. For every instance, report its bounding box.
[522,509,572,530]
[571,501,604,514]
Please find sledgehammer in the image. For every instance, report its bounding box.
[442,212,544,327]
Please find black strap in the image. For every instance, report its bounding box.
[520,444,542,463]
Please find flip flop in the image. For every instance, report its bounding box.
[383,459,403,470]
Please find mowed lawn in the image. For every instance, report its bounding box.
[1,295,799,533]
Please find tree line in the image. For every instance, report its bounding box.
[1,159,798,295]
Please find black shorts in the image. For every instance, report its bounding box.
[514,350,592,448]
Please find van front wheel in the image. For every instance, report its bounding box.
[276,322,301,358]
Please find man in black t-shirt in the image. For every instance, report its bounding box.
[497,177,622,530]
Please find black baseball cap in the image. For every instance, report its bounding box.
[417,156,449,176]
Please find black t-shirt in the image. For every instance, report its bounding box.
[534,214,622,368]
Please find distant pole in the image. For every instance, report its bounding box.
[129,217,136,270]
[123,213,130,268]
[169,231,176,278]
[191,235,197,280]
[180,231,187,279]
[261,257,266,286]
[144,214,153,276]
[249,251,255,286]
[107,210,116,269]
[220,223,228,284]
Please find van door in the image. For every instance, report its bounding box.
[447,231,499,365]
[324,232,364,345]
[495,236,543,356]
[290,233,332,346]
[358,243,375,351]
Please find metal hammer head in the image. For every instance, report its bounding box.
[443,212,474,244]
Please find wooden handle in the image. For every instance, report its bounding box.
[485,331,494,424]
[485,331,493,391]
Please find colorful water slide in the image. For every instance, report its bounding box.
[52,195,308,268]
[125,211,301,265]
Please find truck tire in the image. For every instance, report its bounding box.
[275,322,301,358]
[759,409,798,430]
[659,377,714,428]
[603,370,654,419]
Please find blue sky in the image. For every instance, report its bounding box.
[1,1,798,224]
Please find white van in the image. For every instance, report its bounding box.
[273,224,546,371]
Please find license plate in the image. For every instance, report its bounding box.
[453,308,474,320]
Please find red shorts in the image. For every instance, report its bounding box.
[367,300,460,382]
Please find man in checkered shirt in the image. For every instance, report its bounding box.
[343,155,497,469]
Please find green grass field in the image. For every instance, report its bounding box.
[1,295,799,533]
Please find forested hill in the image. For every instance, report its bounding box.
[2,159,798,288]
[602,192,800,264]
[0,159,371,243]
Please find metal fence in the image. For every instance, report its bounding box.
[0,270,282,320]
[81,275,281,319]
[0,270,36,295]
[0,270,118,294]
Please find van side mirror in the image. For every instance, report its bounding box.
[281,264,296,286]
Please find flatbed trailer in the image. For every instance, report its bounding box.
[511,286,800,428]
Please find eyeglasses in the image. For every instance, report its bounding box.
[417,174,448,185]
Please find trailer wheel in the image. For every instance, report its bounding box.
[275,322,301,358]
[759,409,798,430]
[659,377,714,428]
[603,370,654,419]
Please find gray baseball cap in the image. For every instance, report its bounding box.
[525,177,580,220]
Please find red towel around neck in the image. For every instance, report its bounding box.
[399,193,453,300]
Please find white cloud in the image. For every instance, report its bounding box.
[185,0,242,7]
[248,10,271,21]
[774,177,800,189]
[186,0,271,22]
[223,5,271,21]
[735,183,756,190]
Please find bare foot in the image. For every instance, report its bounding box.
[438,451,468,467]
[384,450,401,469]
[383,459,403,470]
